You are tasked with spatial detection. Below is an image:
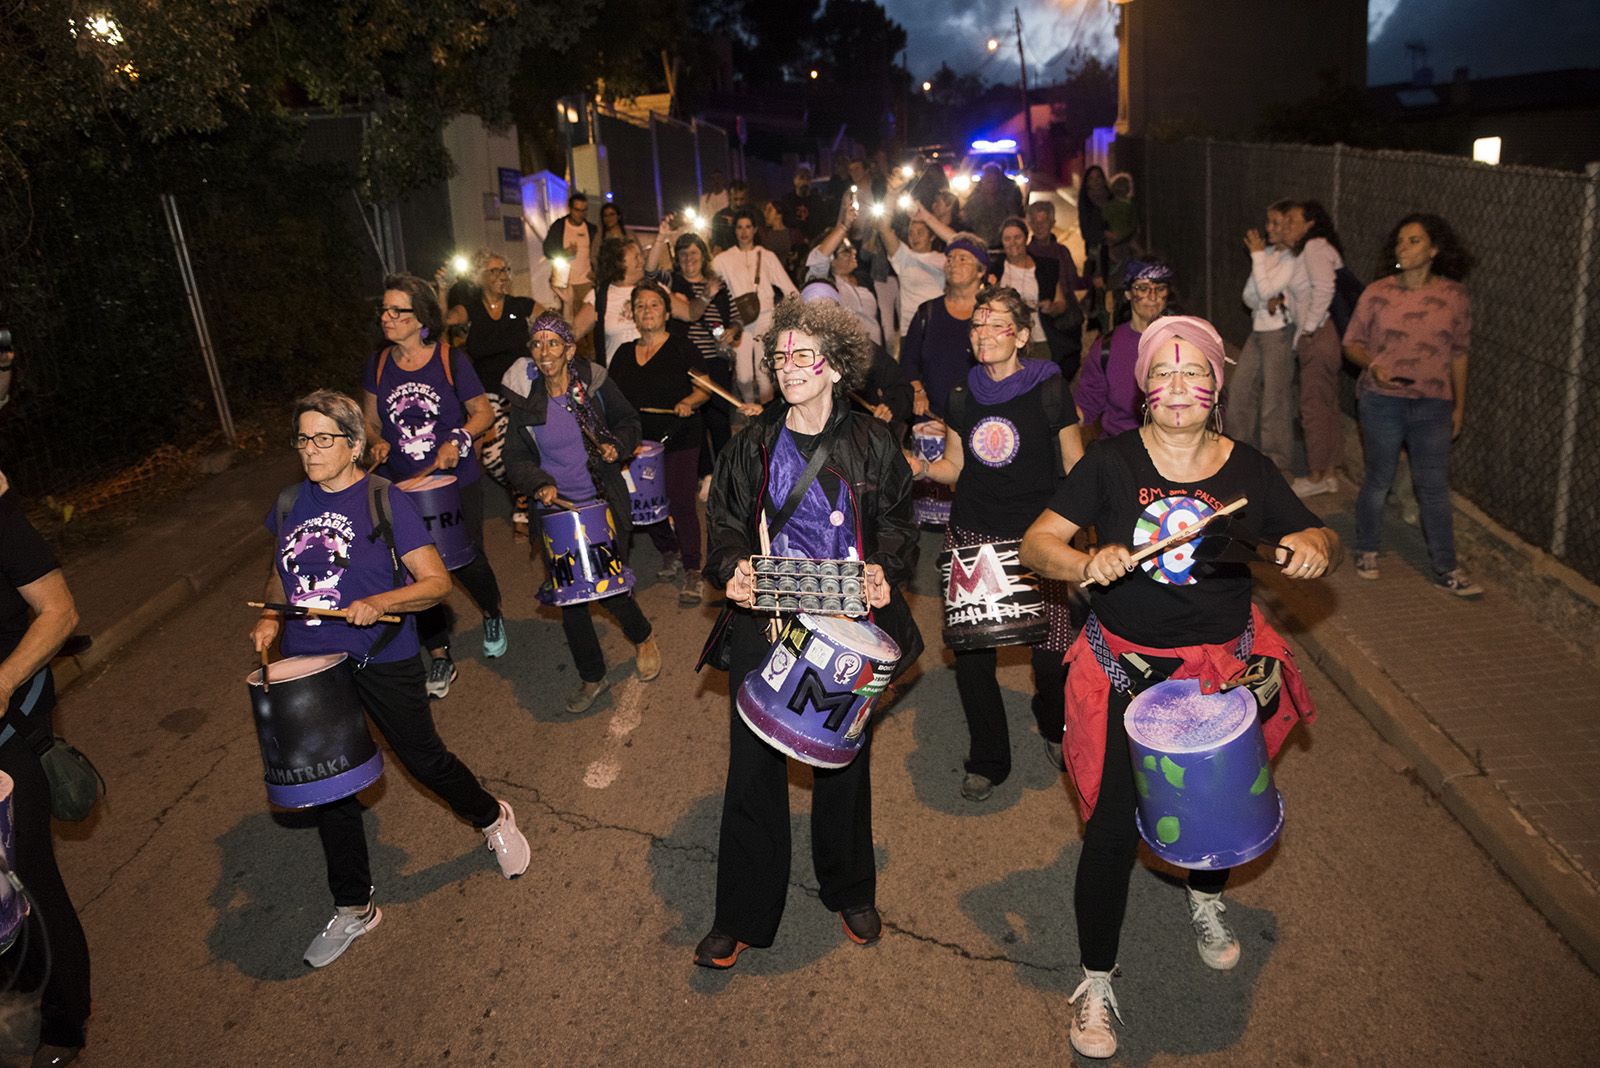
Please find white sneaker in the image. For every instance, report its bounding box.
[1291,475,1340,498]
[1187,887,1241,970]
[1068,966,1124,1059]
[482,799,530,878]
[304,896,382,968]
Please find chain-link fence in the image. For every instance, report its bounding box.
[1142,139,1600,585]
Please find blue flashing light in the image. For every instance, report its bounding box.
[970,138,1018,153]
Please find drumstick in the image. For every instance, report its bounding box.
[638,406,677,415]
[1080,497,1250,587]
[261,648,270,694]
[688,371,744,409]
[550,496,582,511]
[247,601,404,624]
[850,391,875,412]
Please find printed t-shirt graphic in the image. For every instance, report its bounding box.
[1132,492,1216,586]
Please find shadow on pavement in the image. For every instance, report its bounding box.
[963,843,1278,1065]
[206,808,490,981]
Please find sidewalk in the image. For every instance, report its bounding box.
[1255,483,1600,972]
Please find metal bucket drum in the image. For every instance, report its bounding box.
[1124,678,1284,870]
[911,422,952,529]
[536,500,636,606]
[397,473,476,570]
[736,614,901,768]
[246,653,384,809]
[938,540,1049,651]
[0,772,27,953]
[623,440,669,526]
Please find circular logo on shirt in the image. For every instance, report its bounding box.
[968,416,1020,468]
[1132,495,1215,586]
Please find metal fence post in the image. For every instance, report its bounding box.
[1204,138,1214,320]
[1331,142,1343,224]
[160,193,236,447]
[647,115,665,221]
[1550,160,1600,559]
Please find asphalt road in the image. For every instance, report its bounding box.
[12,517,1600,1066]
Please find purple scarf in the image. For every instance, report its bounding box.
[967,358,1061,406]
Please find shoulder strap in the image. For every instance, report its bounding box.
[361,475,406,666]
[768,435,832,538]
[274,483,303,541]
[1040,374,1069,476]
[375,346,393,390]
[439,343,456,388]
[946,384,968,434]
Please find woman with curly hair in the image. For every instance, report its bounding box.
[1344,213,1482,597]
[574,236,659,365]
[694,296,920,970]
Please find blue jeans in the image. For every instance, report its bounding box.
[1356,393,1456,574]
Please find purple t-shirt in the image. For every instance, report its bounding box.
[263,477,433,664]
[1075,321,1143,436]
[362,345,486,484]
[529,398,598,502]
[764,428,861,561]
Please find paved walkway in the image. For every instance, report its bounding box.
[1256,482,1600,968]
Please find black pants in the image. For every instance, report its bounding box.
[561,594,652,683]
[419,477,503,652]
[642,446,704,572]
[955,646,1066,784]
[0,672,91,1049]
[316,657,499,906]
[1074,686,1228,971]
[712,614,875,947]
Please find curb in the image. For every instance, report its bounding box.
[1257,583,1600,975]
[51,523,268,696]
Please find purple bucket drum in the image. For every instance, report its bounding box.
[938,540,1049,651]
[246,653,384,809]
[537,500,636,606]
[624,440,669,526]
[1124,678,1284,870]
[0,773,26,953]
[736,614,901,768]
[397,473,476,570]
[911,422,952,529]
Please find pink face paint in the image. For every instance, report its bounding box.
[1145,386,1165,407]
[1192,386,1215,409]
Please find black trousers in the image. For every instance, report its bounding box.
[1074,685,1228,971]
[316,657,499,906]
[419,476,503,652]
[712,614,875,947]
[955,646,1066,784]
[0,672,91,1049]
[560,594,652,683]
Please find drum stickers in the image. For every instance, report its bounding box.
[939,541,1048,652]
[1132,492,1220,585]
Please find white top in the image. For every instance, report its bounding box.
[563,218,591,285]
[1241,247,1299,332]
[583,284,638,365]
[889,245,947,337]
[711,246,799,339]
[1000,260,1045,339]
[1289,237,1342,340]
[803,249,884,345]
[700,190,730,216]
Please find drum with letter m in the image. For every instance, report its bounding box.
[938,539,1049,651]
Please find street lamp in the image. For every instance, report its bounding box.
[922,81,932,92]
[986,38,1000,53]
[809,69,819,80]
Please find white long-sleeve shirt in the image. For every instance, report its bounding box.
[1290,237,1342,340]
[711,245,798,340]
[889,244,947,337]
[804,249,883,345]
[1242,247,1300,332]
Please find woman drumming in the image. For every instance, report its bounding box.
[695,296,918,969]
[445,249,544,537]
[1345,213,1481,597]
[902,233,989,421]
[992,217,1068,366]
[1074,260,1175,440]
[501,315,662,714]
[1020,317,1337,1059]
[907,286,1083,801]
[362,274,507,700]
[254,390,529,969]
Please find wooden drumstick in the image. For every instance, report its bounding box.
[550,496,582,512]
[247,601,404,624]
[638,406,677,415]
[850,391,875,412]
[261,648,270,694]
[688,371,744,409]
[1079,497,1249,587]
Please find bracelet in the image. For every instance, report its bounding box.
[451,427,473,456]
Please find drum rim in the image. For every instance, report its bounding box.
[398,473,458,491]
[249,651,349,687]
[1124,677,1258,754]
[795,612,901,660]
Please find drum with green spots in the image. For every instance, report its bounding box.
[1124,677,1283,870]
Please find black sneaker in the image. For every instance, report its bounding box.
[693,930,749,969]
[426,657,458,699]
[840,905,882,945]
[1435,568,1484,599]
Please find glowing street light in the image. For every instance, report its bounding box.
[809,69,819,80]
[986,38,1000,53]
[921,81,932,92]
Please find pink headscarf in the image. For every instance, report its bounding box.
[1134,315,1227,390]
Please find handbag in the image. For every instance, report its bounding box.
[30,732,106,822]
[731,252,763,326]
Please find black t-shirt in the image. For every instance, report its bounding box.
[464,295,537,392]
[0,494,61,664]
[1047,430,1320,646]
[948,376,1078,539]
[607,334,711,453]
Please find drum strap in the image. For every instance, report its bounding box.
[1084,612,1255,698]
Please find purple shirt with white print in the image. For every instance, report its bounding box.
[362,344,486,484]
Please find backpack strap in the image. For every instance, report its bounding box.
[1039,373,1069,476]
[274,483,302,545]
[360,474,406,666]
[945,384,968,436]
[374,346,393,390]
[439,343,456,388]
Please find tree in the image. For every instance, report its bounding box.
[803,0,909,150]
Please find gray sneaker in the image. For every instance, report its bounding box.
[960,772,995,802]
[656,551,682,581]
[1186,887,1241,970]
[482,800,531,878]
[304,897,381,968]
[1435,568,1484,599]
[678,569,704,605]
[426,656,458,699]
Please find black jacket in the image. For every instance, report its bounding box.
[500,357,642,543]
[542,214,598,263]
[704,400,918,590]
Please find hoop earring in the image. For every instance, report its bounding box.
[1141,400,1152,426]
[1207,402,1224,437]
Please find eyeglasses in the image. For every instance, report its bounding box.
[291,432,353,450]
[485,266,512,275]
[1129,283,1169,298]
[379,305,414,318]
[1145,366,1213,384]
[530,337,569,350]
[770,348,823,369]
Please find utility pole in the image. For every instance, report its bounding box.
[1014,7,1034,169]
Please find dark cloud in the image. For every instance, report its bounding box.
[1368,0,1600,84]
[882,0,1117,82]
